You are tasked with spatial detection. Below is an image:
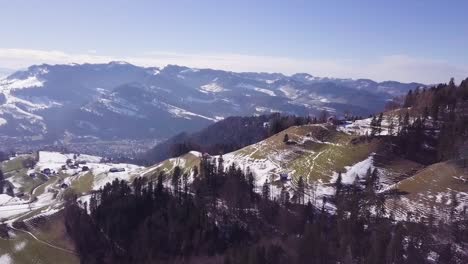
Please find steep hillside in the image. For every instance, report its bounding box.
[146,117,466,220]
[141,114,314,164]
[384,160,468,221]
[144,120,409,188]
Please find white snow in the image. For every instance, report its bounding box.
[36,151,69,171]
[331,154,375,184]
[0,75,51,131]
[0,76,43,91]
[337,116,400,136]
[255,106,282,113]
[0,194,14,205]
[37,151,143,190]
[254,88,276,96]
[0,151,145,221]
[237,83,276,96]
[98,97,145,118]
[161,102,217,122]
[14,241,26,252]
[36,151,141,185]
[189,151,202,157]
[92,163,143,190]
[199,82,228,93]
[279,85,299,99]
[0,254,12,264]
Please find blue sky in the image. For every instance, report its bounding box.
[1,0,467,83]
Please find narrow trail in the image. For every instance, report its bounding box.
[3,174,78,256]
[9,223,77,255]
[306,149,326,180]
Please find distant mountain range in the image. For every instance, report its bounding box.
[0,67,14,78]
[0,61,424,147]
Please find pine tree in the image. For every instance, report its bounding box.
[377,112,383,135]
[283,133,289,143]
[388,120,395,136]
[370,115,378,137]
[247,169,256,203]
[404,90,414,107]
[172,166,182,197]
[342,245,354,264]
[262,179,270,200]
[385,224,405,264]
[280,186,288,205]
[397,114,402,135]
[438,243,455,264]
[192,165,199,178]
[182,173,189,197]
[335,172,343,195]
[0,170,4,194]
[401,111,410,136]
[296,176,305,204]
[217,155,224,175]
[156,172,164,197]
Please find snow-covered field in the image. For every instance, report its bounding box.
[199,82,229,93]
[330,154,375,184]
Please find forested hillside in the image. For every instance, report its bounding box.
[65,156,467,263]
[142,114,319,164]
[399,77,468,161]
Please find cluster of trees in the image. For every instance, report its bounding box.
[0,170,5,195]
[0,151,9,163]
[364,78,468,164]
[144,114,319,165]
[0,170,13,196]
[65,154,467,263]
[397,78,468,162]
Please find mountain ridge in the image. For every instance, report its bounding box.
[0,62,425,155]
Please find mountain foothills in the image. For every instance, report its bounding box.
[0,62,423,155]
[142,113,315,164]
[0,77,467,263]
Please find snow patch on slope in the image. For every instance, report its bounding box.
[161,102,217,122]
[200,82,228,93]
[331,153,375,184]
[0,76,44,91]
[0,254,12,264]
[238,83,276,96]
[279,85,300,99]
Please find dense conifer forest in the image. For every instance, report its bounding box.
[65,156,467,263]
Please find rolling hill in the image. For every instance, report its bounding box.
[143,116,467,221]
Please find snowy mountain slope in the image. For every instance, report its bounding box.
[0,62,424,148]
[383,160,468,221]
[145,122,408,194]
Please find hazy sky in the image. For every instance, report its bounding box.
[1,0,467,83]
